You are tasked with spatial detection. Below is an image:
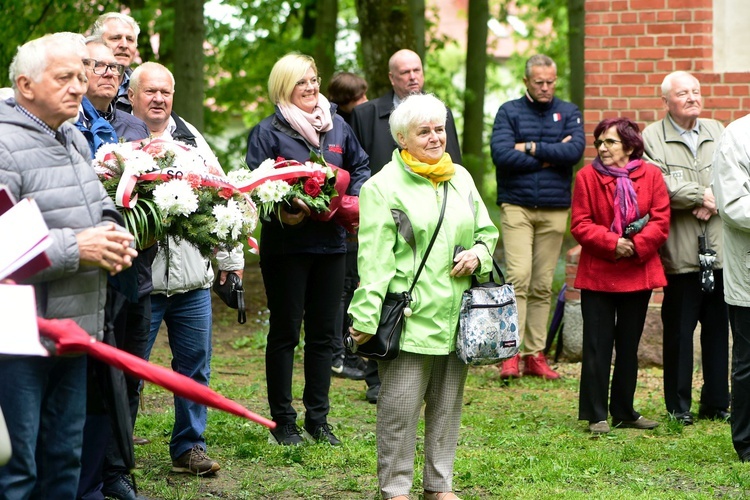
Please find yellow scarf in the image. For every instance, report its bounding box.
[400,150,455,187]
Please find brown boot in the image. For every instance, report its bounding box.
[522,352,560,380]
[499,353,521,379]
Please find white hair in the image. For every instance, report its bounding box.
[90,12,141,40]
[9,32,86,91]
[661,71,699,96]
[389,93,447,144]
[129,62,175,93]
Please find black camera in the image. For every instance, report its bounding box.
[698,235,716,293]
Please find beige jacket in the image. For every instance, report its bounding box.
[643,116,724,274]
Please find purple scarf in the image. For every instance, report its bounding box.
[592,157,643,235]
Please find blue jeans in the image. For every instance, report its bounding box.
[0,355,87,500]
[146,288,212,460]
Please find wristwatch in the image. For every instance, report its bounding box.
[525,141,533,155]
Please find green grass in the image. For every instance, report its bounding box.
[132,297,750,499]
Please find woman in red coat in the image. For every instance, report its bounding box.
[572,117,670,435]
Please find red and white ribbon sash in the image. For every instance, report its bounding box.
[233,164,324,194]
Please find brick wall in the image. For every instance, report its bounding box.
[584,0,750,145]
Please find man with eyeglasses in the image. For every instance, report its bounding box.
[490,54,585,380]
[89,12,140,113]
[76,41,149,157]
[75,40,152,500]
[642,71,729,427]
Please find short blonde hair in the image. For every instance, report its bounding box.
[389,93,447,144]
[268,53,317,105]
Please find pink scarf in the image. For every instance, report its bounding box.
[592,157,643,236]
[278,94,333,148]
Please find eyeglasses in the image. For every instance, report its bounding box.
[82,59,125,76]
[295,77,321,88]
[594,138,622,149]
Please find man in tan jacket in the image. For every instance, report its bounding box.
[643,71,729,426]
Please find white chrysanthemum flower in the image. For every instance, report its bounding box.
[152,179,199,216]
[257,158,276,172]
[227,169,255,185]
[94,143,121,163]
[172,147,206,173]
[212,200,244,240]
[119,149,159,174]
[92,143,125,174]
[255,180,290,203]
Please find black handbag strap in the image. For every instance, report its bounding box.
[472,240,506,286]
[236,285,246,324]
[408,182,449,297]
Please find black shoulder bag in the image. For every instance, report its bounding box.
[345,183,448,360]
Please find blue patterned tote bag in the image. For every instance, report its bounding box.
[456,261,520,365]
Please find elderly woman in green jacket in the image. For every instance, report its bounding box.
[348,93,499,500]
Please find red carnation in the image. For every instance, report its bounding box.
[218,187,235,200]
[186,172,202,189]
[304,178,322,197]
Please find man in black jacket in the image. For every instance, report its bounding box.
[350,49,462,174]
[490,54,585,381]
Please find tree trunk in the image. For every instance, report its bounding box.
[463,0,489,190]
[173,0,205,131]
[355,0,418,98]
[567,0,584,113]
[409,0,426,62]
[314,0,338,87]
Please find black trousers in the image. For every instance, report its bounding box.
[662,271,729,414]
[578,289,652,423]
[261,252,345,427]
[104,293,152,480]
[729,305,750,460]
[333,241,359,362]
[78,290,151,498]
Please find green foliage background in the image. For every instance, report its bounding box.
[0,0,572,193]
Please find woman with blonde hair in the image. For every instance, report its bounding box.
[245,53,369,446]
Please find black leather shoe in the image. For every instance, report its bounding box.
[366,384,380,404]
[305,423,342,446]
[670,411,694,426]
[698,405,730,422]
[102,474,148,500]
[332,358,366,380]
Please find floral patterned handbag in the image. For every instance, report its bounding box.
[456,260,520,366]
